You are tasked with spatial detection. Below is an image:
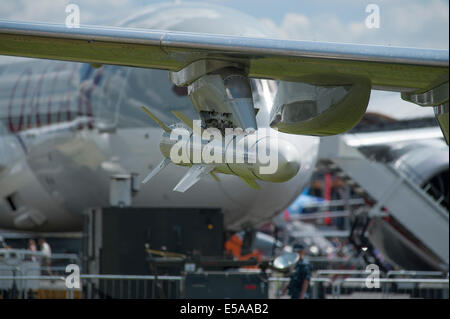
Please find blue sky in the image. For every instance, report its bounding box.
[1,0,448,48]
[208,0,371,23]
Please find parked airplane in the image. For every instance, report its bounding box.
[0,1,448,275]
[0,3,321,231]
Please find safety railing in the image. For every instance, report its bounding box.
[268,276,332,299]
[81,274,183,299]
[0,273,448,299]
[0,274,183,299]
[306,257,360,270]
[40,253,82,275]
[315,269,370,277]
[330,278,449,299]
[268,271,449,299]
[386,270,446,278]
[0,249,81,276]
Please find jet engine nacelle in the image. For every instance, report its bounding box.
[363,139,449,207]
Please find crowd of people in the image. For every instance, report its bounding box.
[0,236,53,275]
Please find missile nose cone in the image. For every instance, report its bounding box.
[274,139,301,182]
[253,137,301,183]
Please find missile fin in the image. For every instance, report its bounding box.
[238,176,260,190]
[173,164,215,192]
[141,106,172,133]
[142,158,171,184]
[171,111,193,130]
[209,171,220,182]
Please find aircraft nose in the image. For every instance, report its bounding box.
[253,137,301,183]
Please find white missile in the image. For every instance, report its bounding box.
[141,106,301,192]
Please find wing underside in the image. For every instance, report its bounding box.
[0,20,448,93]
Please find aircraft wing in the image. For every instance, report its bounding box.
[0,20,448,93]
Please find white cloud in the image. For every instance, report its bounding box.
[0,0,136,25]
[260,0,449,49]
[367,91,435,120]
[259,1,448,120]
[2,0,447,48]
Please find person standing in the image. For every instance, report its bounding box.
[27,238,38,262]
[0,235,6,249]
[38,238,53,276]
[287,244,311,299]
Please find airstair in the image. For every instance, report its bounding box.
[318,135,449,266]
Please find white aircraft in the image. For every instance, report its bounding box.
[0,0,448,248]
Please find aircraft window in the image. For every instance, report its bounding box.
[5,193,18,212]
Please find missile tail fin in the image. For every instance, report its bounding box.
[142,158,171,184]
[173,164,215,192]
[238,176,260,190]
[209,171,220,182]
[171,110,194,130]
[141,106,172,134]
